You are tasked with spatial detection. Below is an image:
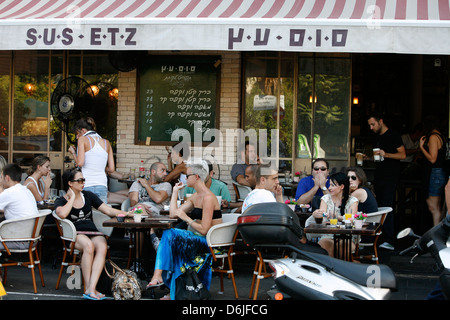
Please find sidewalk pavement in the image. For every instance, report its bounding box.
[0,229,442,301]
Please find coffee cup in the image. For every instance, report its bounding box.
[373,148,381,162]
[356,152,364,166]
[314,216,323,224]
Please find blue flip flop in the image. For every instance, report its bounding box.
[83,293,101,300]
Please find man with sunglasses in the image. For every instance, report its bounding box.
[295,158,330,210]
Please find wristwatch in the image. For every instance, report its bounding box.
[321,186,328,191]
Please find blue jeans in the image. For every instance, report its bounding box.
[428,168,447,197]
[84,185,108,204]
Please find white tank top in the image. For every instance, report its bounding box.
[81,132,108,188]
[25,176,45,198]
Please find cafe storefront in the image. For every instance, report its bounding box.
[0,0,449,192]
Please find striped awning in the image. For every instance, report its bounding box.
[1,0,450,53]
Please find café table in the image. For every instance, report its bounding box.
[103,215,178,277]
[304,222,381,261]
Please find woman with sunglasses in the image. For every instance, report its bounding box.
[146,160,222,300]
[310,172,359,256]
[295,158,330,210]
[54,168,130,300]
[346,166,378,214]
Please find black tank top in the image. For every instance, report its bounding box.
[189,207,222,220]
[425,132,446,169]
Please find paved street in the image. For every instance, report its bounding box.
[0,228,443,302]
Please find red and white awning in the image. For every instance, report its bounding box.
[1,0,450,53]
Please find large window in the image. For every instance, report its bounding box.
[297,53,351,171]
[243,52,295,171]
[0,51,118,170]
[243,52,351,173]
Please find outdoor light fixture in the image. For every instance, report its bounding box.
[309,95,317,103]
[109,88,119,100]
[90,84,100,96]
[353,97,359,105]
[24,83,36,95]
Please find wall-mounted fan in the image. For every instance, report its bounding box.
[50,76,95,144]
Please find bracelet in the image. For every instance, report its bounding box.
[188,219,194,227]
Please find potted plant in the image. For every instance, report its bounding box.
[353,212,367,229]
[284,199,297,211]
[132,205,144,222]
[293,171,302,182]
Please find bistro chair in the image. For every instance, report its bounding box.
[232,181,252,202]
[52,210,112,290]
[353,207,392,264]
[121,198,135,268]
[205,213,239,299]
[0,209,51,293]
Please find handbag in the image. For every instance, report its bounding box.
[174,268,211,300]
[104,259,142,300]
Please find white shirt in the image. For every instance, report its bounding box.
[0,183,39,220]
[242,189,276,213]
[81,132,108,188]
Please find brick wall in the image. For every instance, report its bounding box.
[115,51,241,200]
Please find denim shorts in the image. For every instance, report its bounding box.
[84,185,108,204]
[428,168,447,197]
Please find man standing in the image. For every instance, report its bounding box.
[295,158,330,210]
[367,113,406,250]
[231,141,260,186]
[129,162,172,215]
[242,164,283,212]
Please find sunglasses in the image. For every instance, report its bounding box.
[313,167,327,171]
[71,178,86,184]
[348,175,357,181]
[186,174,198,179]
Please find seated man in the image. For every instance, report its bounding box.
[0,163,39,252]
[184,161,232,205]
[242,164,284,212]
[230,141,260,186]
[129,162,172,215]
[295,158,330,210]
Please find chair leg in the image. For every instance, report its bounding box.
[56,250,68,290]
[28,249,38,294]
[35,248,45,287]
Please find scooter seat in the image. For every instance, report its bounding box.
[303,251,397,290]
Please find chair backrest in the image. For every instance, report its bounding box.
[232,181,252,201]
[121,198,131,212]
[366,207,392,224]
[108,177,128,193]
[52,211,77,242]
[92,209,114,237]
[206,213,239,247]
[0,210,51,243]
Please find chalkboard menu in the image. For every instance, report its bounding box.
[137,55,221,145]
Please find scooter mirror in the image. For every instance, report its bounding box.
[397,228,414,239]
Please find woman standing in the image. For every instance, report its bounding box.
[419,115,448,225]
[346,166,378,214]
[147,161,222,300]
[311,172,359,256]
[54,168,129,300]
[24,155,53,202]
[68,117,115,203]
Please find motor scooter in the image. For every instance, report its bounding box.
[396,214,450,300]
[237,202,397,300]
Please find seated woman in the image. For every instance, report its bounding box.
[54,168,130,300]
[147,161,222,300]
[164,141,190,186]
[24,155,53,202]
[311,172,359,257]
[346,166,378,214]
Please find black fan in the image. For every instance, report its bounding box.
[50,76,95,144]
[108,51,144,72]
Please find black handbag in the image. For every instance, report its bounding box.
[174,268,211,300]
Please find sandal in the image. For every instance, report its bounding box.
[83,293,101,301]
[146,279,164,290]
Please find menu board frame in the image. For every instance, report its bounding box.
[135,55,221,146]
